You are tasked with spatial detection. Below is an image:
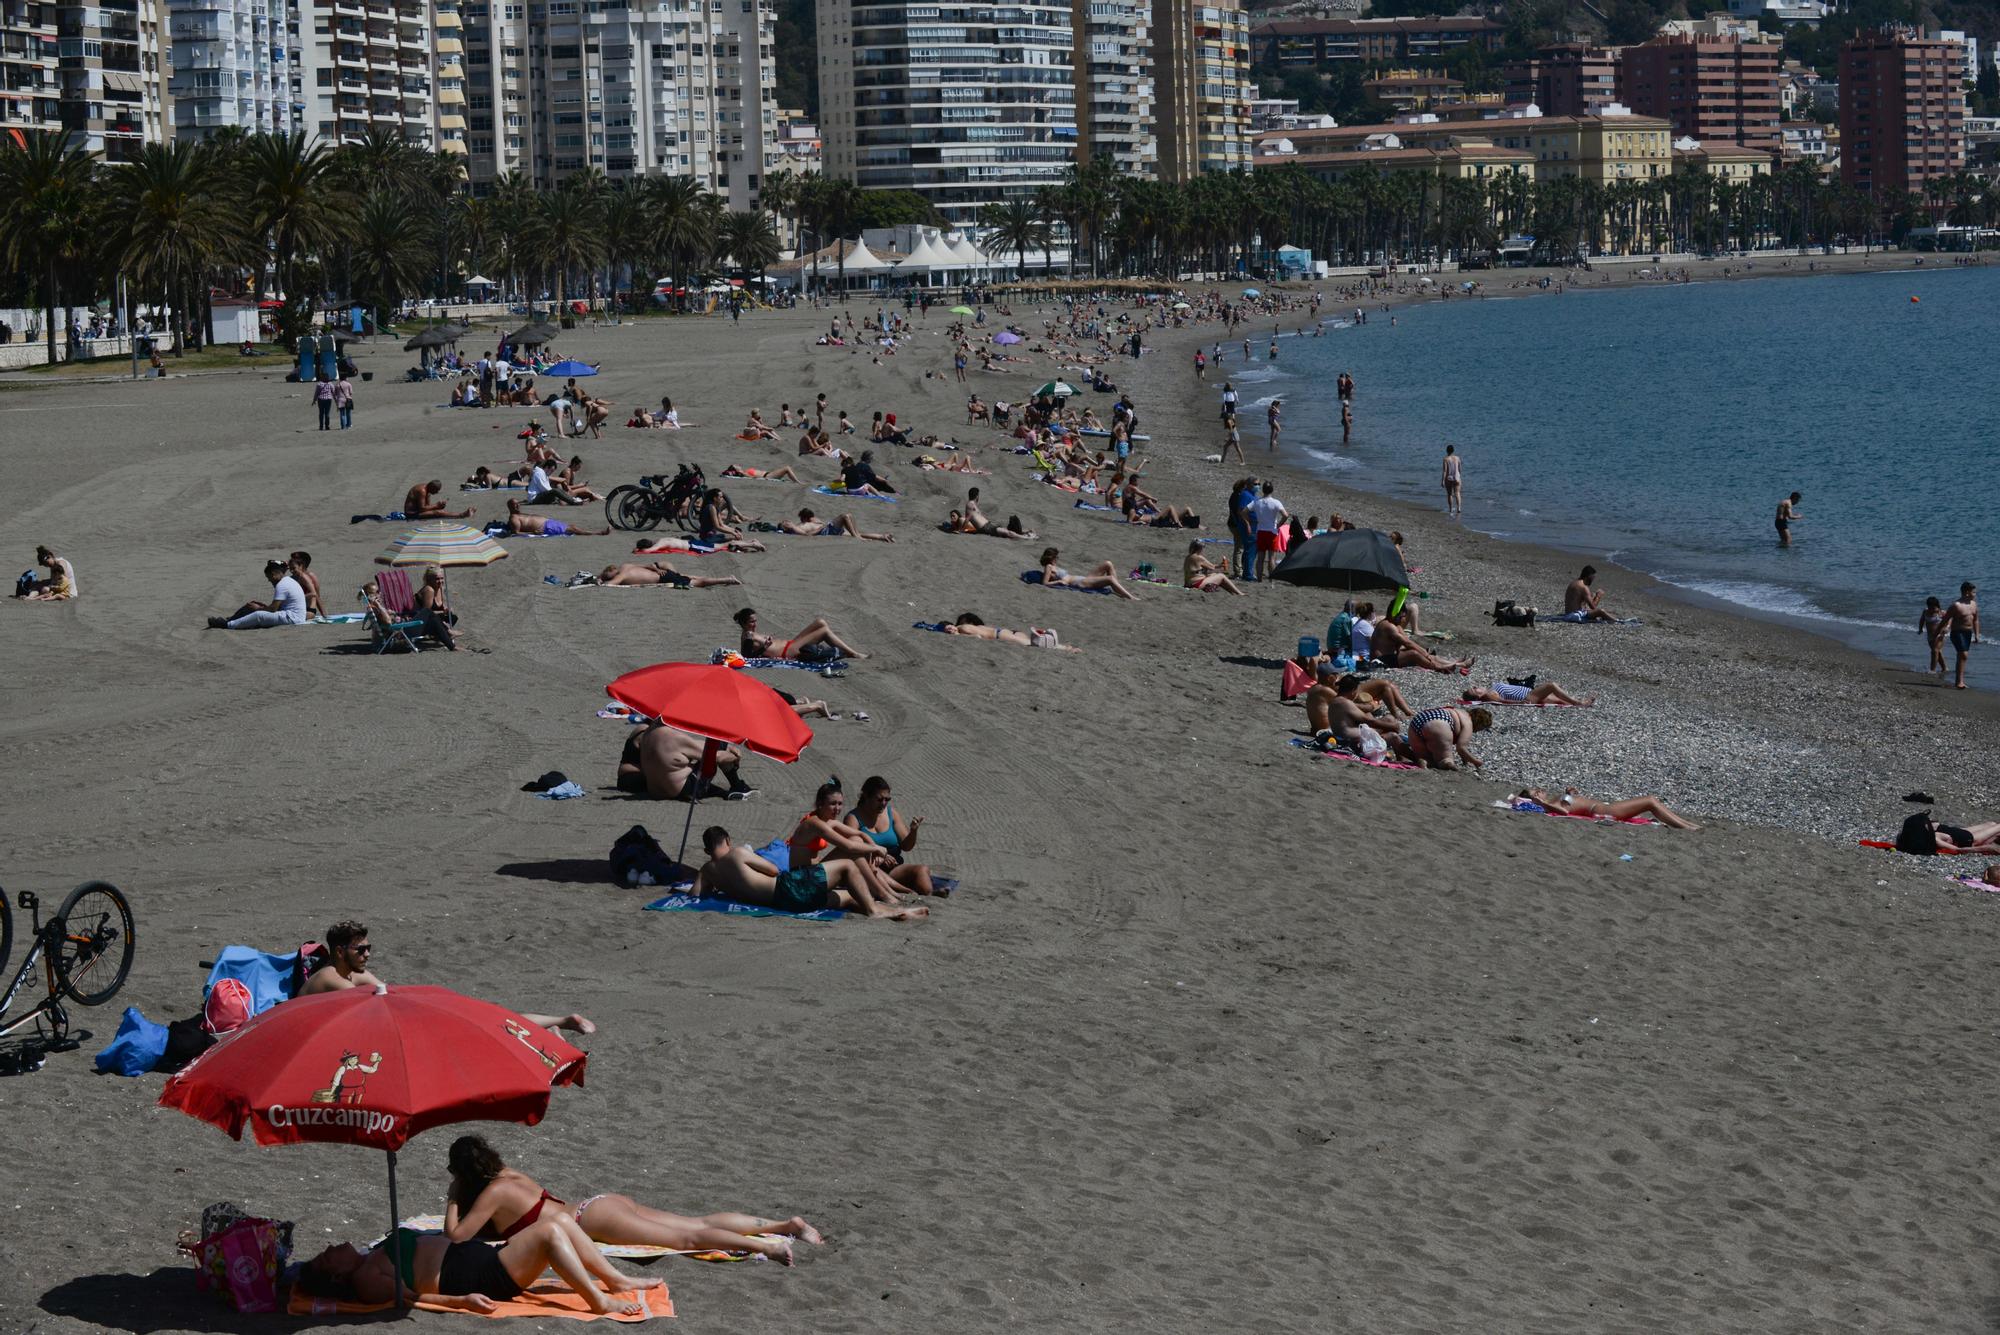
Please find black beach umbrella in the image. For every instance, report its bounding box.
[506,322,548,345]
[403,328,446,351]
[1271,529,1410,592]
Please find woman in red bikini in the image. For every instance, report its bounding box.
[443,1135,822,1265]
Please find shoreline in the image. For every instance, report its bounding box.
[1142,253,1990,697]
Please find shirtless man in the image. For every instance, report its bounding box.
[1370,618,1474,674]
[1564,566,1618,622]
[406,480,476,520]
[634,533,766,555]
[1941,581,1981,690]
[301,920,594,1033]
[1305,669,1404,761]
[505,498,610,537]
[1774,491,1802,548]
[780,508,895,542]
[693,827,925,920]
[597,561,742,589]
[616,722,753,800]
[288,551,325,619]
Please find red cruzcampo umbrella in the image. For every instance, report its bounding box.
[605,662,815,863]
[605,661,814,761]
[159,985,586,1304]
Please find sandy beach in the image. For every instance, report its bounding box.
[6,266,2000,1334]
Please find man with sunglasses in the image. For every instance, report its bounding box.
[301,921,593,1035]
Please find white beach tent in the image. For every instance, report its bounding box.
[897,233,959,281]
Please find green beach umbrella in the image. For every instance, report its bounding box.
[1035,380,1078,398]
[949,305,975,315]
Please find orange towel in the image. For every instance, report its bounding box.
[287,1280,673,1321]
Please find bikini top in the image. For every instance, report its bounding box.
[496,1190,563,1241]
[863,806,900,853]
[794,817,829,856]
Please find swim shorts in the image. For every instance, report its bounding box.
[796,641,841,664]
[1951,628,1974,654]
[773,864,832,913]
[659,569,691,589]
[544,520,569,536]
[1256,531,1279,552]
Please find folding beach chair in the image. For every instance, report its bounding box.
[367,568,428,653]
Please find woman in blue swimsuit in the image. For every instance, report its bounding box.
[843,775,940,895]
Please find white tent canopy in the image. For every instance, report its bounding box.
[464,275,497,287]
[897,234,959,273]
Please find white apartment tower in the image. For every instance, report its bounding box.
[166,0,295,138]
[2,0,63,135]
[817,0,1076,224]
[1072,0,1151,176]
[57,0,171,159]
[293,0,435,147]
[458,0,778,203]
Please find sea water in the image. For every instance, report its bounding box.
[1227,265,1995,655]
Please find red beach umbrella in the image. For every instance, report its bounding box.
[605,662,813,762]
[159,984,586,1303]
[606,662,814,863]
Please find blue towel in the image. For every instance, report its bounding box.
[812,485,898,503]
[1020,570,1111,594]
[643,892,843,922]
[727,656,847,676]
[205,945,301,1019]
[913,620,951,633]
[349,510,408,524]
[537,780,587,799]
[94,1006,170,1075]
[1072,499,1118,512]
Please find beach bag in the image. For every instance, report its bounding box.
[201,978,253,1036]
[14,571,35,598]
[93,1006,170,1076]
[1896,810,1938,856]
[197,1202,294,1269]
[610,825,676,886]
[1493,600,1536,628]
[191,1218,282,1313]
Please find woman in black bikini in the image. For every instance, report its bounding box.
[293,1213,654,1315]
[443,1135,821,1265]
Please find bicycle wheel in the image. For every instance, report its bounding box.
[604,485,641,531]
[51,881,134,1007]
[0,889,12,985]
[628,493,666,532]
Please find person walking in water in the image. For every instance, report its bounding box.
[1266,398,1282,451]
[1941,582,1981,690]
[1774,491,1802,547]
[1442,445,1463,517]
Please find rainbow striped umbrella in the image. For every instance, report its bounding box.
[374,521,509,567]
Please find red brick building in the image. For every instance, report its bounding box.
[1619,34,1782,156]
[1502,45,1621,116]
[1839,28,1967,199]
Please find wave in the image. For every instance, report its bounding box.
[1657,576,1904,631]
[1302,448,1360,471]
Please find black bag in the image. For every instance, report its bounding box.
[1895,810,1938,856]
[1493,600,1536,628]
[609,825,678,885]
[14,571,35,598]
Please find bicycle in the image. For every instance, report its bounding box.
[604,464,705,532]
[0,882,137,1064]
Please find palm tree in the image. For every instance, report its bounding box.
[980,198,1046,280]
[351,190,431,333]
[646,174,713,310]
[819,178,860,293]
[523,184,605,317]
[717,209,781,283]
[241,132,351,348]
[106,139,240,356]
[601,185,649,316]
[0,130,101,363]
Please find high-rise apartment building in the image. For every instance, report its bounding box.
[293,0,434,148]
[1153,0,1248,178]
[1840,26,1965,198]
[1,0,61,136]
[1502,43,1619,115]
[432,0,465,153]
[57,0,170,159]
[817,0,1075,223]
[459,0,776,202]
[1619,32,1780,155]
[165,0,294,138]
[1072,0,1151,176]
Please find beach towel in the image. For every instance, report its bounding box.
[461,483,530,492]
[632,544,721,556]
[1020,571,1110,594]
[1471,696,1585,708]
[287,1281,673,1321]
[644,891,844,922]
[1285,735,1421,771]
[812,485,897,503]
[204,946,302,1020]
[1073,499,1118,513]
[1496,797,1658,825]
[598,705,651,724]
[1547,610,1642,625]
[311,612,370,624]
[709,648,846,676]
[396,1215,759,1264]
[349,511,408,524]
[1859,839,1977,854]
[1952,875,2000,892]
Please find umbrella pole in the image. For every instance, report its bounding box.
[675,738,720,868]
[387,1149,403,1309]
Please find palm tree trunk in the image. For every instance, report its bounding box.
[44,258,59,365]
